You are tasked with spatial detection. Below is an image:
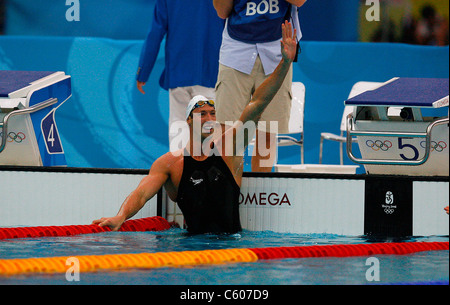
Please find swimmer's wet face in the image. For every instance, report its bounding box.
[188,104,217,138]
[185,95,217,138]
[187,104,217,139]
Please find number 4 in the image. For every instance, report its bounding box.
[47,123,55,147]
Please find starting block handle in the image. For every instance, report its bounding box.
[0,98,58,154]
[346,114,449,166]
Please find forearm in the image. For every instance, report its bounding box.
[115,191,148,221]
[116,164,169,221]
[136,28,165,82]
[136,0,168,82]
[249,58,292,116]
[213,0,234,19]
[248,21,296,119]
[93,159,169,230]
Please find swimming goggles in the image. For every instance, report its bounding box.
[188,100,215,118]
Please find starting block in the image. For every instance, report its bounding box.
[0,71,71,166]
[345,77,449,176]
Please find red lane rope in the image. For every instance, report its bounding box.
[249,242,449,259]
[0,216,171,240]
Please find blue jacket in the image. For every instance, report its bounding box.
[136,0,225,90]
[227,0,291,43]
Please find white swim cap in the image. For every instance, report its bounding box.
[185,95,215,120]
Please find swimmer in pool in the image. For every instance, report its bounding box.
[93,21,297,234]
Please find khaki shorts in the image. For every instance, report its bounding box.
[215,56,292,134]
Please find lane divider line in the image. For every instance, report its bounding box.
[0,216,171,240]
[0,241,447,276]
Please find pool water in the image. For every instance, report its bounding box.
[0,228,448,285]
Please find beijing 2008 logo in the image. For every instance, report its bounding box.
[382,191,397,215]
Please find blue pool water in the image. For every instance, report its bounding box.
[0,228,448,285]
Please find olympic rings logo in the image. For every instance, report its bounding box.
[0,132,27,143]
[384,208,395,214]
[366,140,393,151]
[420,141,447,153]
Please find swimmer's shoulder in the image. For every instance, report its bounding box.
[152,149,184,172]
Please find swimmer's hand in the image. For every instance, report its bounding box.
[92,215,126,231]
[280,20,297,63]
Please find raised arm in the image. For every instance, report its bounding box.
[238,21,297,125]
[213,0,234,19]
[218,21,297,162]
[92,155,170,231]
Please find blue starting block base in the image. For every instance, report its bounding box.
[0,71,71,166]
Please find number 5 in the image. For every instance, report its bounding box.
[398,138,419,161]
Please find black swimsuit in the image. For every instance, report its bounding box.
[176,149,242,234]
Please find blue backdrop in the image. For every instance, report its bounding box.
[5,0,156,40]
[1,0,449,171]
[1,36,448,170]
[5,0,359,41]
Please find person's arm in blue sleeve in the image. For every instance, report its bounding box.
[136,0,168,94]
